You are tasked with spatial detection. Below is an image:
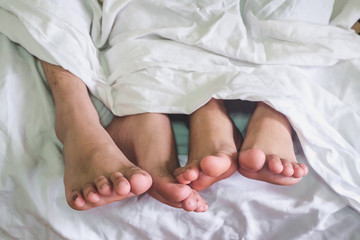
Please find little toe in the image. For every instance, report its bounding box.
[195,199,209,212]
[69,192,86,210]
[83,183,101,203]
[110,172,131,196]
[182,191,197,212]
[292,163,305,178]
[280,159,295,177]
[192,190,208,212]
[182,189,208,212]
[95,176,112,196]
[267,155,284,174]
[299,163,309,175]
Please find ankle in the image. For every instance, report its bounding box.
[54,105,101,143]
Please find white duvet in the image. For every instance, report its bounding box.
[0,0,360,239]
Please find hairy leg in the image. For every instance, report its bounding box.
[238,102,308,185]
[41,61,152,210]
[173,99,242,191]
[107,113,208,212]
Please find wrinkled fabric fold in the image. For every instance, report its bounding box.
[0,0,360,216]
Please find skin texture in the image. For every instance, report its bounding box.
[173,98,242,191]
[41,61,206,211]
[107,113,208,212]
[238,102,308,185]
[42,61,153,210]
[352,21,360,34]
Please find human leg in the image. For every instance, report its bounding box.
[107,113,208,212]
[41,61,152,210]
[352,19,360,34]
[238,102,308,185]
[173,98,242,191]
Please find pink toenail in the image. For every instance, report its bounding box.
[100,183,110,190]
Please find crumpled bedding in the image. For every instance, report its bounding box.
[0,0,360,239]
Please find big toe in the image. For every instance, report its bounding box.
[128,172,153,195]
[238,149,266,172]
[200,153,233,177]
[156,179,192,203]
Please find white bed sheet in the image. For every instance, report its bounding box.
[1,34,360,239]
[1,0,360,239]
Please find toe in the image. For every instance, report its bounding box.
[292,163,304,178]
[280,159,295,177]
[182,189,208,212]
[176,173,192,185]
[267,155,283,174]
[83,183,101,203]
[68,191,86,210]
[299,163,309,175]
[110,172,131,196]
[189,173,215,191]
[161,182,192,203]
[174,166,199,184]
[128,172,152,195]
[95,176,112,196]
[200,153,232,177]
[238,149,266,172]
[183,167,200,182]
[192,190,208,212]
[195,199,209,212]
[182,192,197,212]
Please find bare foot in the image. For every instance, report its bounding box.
[352,20,360,34]
[107,113,208,212]
[62,120,152,210]
[238,102,308,185]
[173,99,242,191]
[41,61,152,210]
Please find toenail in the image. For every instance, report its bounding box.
[100,183,110,190]
[117,181,129,189]
[72,194,78,202]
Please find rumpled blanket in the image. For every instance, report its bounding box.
[0,0,360,216]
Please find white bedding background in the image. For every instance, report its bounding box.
[0,0,360,239]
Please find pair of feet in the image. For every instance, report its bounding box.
[62,98,308,211]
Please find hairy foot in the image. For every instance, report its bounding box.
[238,102,308,185]
[107,113,208,212]
[173,99,242,191]
[62,118,152,210]
[41,61,152,210]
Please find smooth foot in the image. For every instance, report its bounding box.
[238,102,308,185]
[107,113,208,212]
[173,99,242,191]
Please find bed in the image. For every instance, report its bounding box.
[1,0,360,239]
